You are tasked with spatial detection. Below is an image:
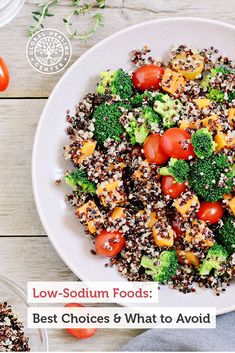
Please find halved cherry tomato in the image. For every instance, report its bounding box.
[95,230,125,257]
[65,303,97,339]
[171,218,184,237]
[0,57,10,92]
[161,175,186,199]
[143,133,169,164]
[197,201,224,224]
[132,65,164,91]
[160,128,195,160]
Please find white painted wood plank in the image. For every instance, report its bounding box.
[0,237,143,351]
[0,0,234,98]
[0,99,45,235]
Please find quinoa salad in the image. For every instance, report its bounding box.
[0,302,30,352]
[63,45,235,295]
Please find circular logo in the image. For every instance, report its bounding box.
[26,29,72,74]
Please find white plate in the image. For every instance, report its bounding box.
[32,17,235,314]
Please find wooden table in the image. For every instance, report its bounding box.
[0,0,234,350]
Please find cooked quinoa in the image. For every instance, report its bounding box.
[63,45,235,295]
[0,302,30,352]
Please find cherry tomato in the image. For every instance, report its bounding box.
[197,201,224,224]
[0,57,10,92]
[161,175,186,199]
[171,218,184,237]
[132,65,164,91]
[65,303,97,339]
[95,230,125,257]
[143,133,169,164]
[160,128,195,160]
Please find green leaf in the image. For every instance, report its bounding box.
[96,0,106,8]
[32,11,41,16]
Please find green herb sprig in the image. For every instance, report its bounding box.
[28,0,107,41]
[28,0,58,37]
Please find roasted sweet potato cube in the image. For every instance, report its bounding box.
[185,220,215,247]
[228,108,235,127]
[173,192,200,218]
[176,249,200,267]
[132,160,150,181]
[223,194,235,216]
[201,115,222,132]
[76,200,104,234]
[97,179,126,207]
[110,207,125,220]
[215,132,235,151]
[153,225,174,247]
[161,68,185,97]
[77,140,96,164]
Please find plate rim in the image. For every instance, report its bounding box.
[32,17,235,315]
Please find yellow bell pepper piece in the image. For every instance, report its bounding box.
[194,98,211,109]
[171,53,204,80]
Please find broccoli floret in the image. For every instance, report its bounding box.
[228,91,235,102]
[201,67,231,102]
[65,168,96,194]
[201,66,231,89]
[128,121,149,145]
[189,154,233,202]
[153,94,182,128]
[211,66,235,76]
[208,88,224,102]
[97,69,133,99]
[192,128,216,159]
[217,215,235,255]
[93,103,126,145]
[199,243,228,276]
[160,158,190,183]
[141,251,178,283]
[130,91,154,107]
[126,106,161,145]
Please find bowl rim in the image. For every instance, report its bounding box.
[0,274,49,351]
[32,17,235,314]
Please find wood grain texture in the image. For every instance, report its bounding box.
[0,0,234,98]
[0,237,143,351]
[0,99,45,235]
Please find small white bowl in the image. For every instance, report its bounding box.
[0,0,24,27]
